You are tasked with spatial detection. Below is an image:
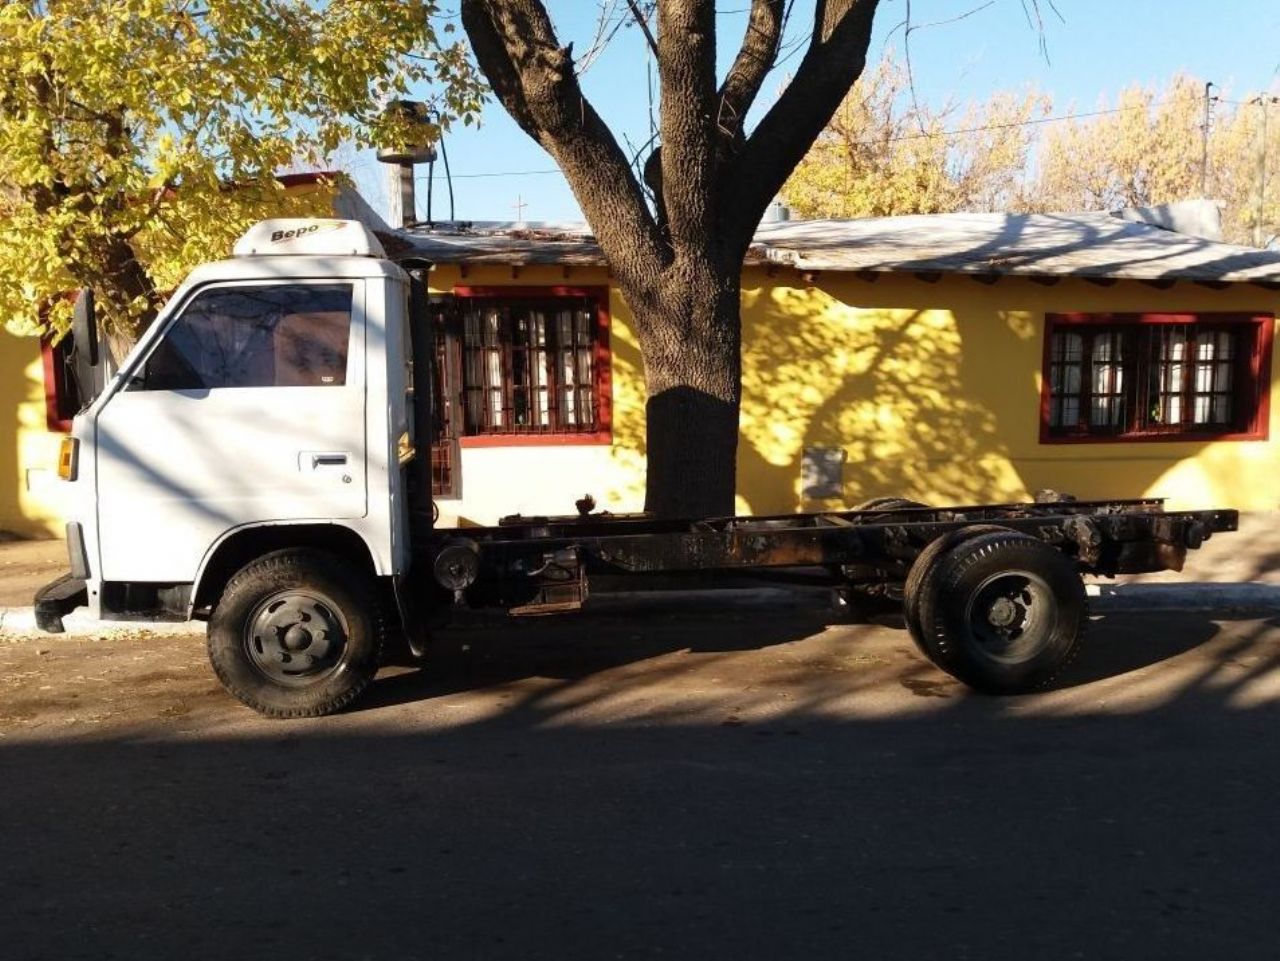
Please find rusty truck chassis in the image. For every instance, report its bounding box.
[417,498,1237,617]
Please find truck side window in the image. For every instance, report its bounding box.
[135,284,354,391]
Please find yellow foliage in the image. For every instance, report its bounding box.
[782,54,1048,219]
[1032,77,1205,213]
[0,0,482,339]
[787,62,1280,250]
[1206,97,1280,247]
[1009,75,1280,247]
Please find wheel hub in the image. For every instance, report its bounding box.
[282,624,313,651]
[246,592,347,686]
[964,570,1054,665]
[987,596,1020,628]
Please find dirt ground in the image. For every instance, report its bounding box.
[0,594,1277,960]
[0,537,71,608]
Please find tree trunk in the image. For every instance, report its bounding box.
[90,232,160,356]
[626,254,742,518]
[460,0,882,518]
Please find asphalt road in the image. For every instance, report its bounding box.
[1,598,1277,961]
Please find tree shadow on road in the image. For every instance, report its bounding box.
[363,596,1268,713]
[0,605,1276,961]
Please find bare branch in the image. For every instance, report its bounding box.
[727,0,881,240]
[716,0,785,136]
[623,0,658,58]
[460,0,667,281]
[1020,0,1062,63]
[885,0,994,136]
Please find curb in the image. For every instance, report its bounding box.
[1085,582,1280,614]
[0,607,205,638]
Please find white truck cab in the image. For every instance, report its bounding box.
[39,219,427,716]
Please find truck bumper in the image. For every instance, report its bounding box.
[34,573,88,634]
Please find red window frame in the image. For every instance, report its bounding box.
[450,286,612,447]
[1039,312,1273,444]
[41,338,77,433]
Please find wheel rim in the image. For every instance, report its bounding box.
[962,569,1057,665]
[244,590,349,687]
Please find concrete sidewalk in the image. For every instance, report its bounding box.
[1,512,1274,637]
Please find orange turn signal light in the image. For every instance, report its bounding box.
[57,437,78,481]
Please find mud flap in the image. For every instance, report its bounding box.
[34,573,88,634]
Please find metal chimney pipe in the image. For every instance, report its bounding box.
[376,99,438,228]
[398,163,416,227]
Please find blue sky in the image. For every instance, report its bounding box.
[349,0,1280,223]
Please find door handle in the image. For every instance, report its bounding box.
[300,451,352,471]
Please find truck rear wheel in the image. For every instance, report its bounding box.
[902,524,1010,655]
[916,532,1086,694]
[207,549,384,718]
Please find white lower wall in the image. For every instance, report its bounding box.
[434,444,646,527]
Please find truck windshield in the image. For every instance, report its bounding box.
[133,283,354,391]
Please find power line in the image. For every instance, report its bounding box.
[416,168,562,181]
[872,100,1169,145]
[429,98,1180,184]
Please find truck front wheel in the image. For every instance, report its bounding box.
[207,549,384,718]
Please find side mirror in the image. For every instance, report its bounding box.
[69,288,102,404]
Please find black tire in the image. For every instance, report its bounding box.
[207,549,384,718]
[917,532,1086,694]
[902,524,1011,655]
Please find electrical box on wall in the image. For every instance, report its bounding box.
[801,446,847,499]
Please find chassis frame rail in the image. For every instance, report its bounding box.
[420,499,1238,613]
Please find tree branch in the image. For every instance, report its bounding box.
[460,0,667,283]
[716,0,785,138]
[726,0,881,239]
[624,0,658,58]
[656,0,719,251]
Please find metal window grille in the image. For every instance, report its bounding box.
[1141,325,1235,432]
[1048,328,1128,434]
[459,299,599,435]
[429,301,462,498]
[1047,321,1257,439]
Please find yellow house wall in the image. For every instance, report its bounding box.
[738,268,1280,515]
[0,330,68,537]
[426,262,1278,525]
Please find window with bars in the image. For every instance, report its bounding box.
[430,288,610,456]
[1042,313,1272,442]
[460,299,600,435]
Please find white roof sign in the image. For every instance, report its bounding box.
[233,219,386,258]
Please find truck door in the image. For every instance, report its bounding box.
[95,280,368,582]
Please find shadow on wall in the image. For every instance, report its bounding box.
[737,285,1026,515]
[735,276,1256,514]
[948,301,1220,509]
